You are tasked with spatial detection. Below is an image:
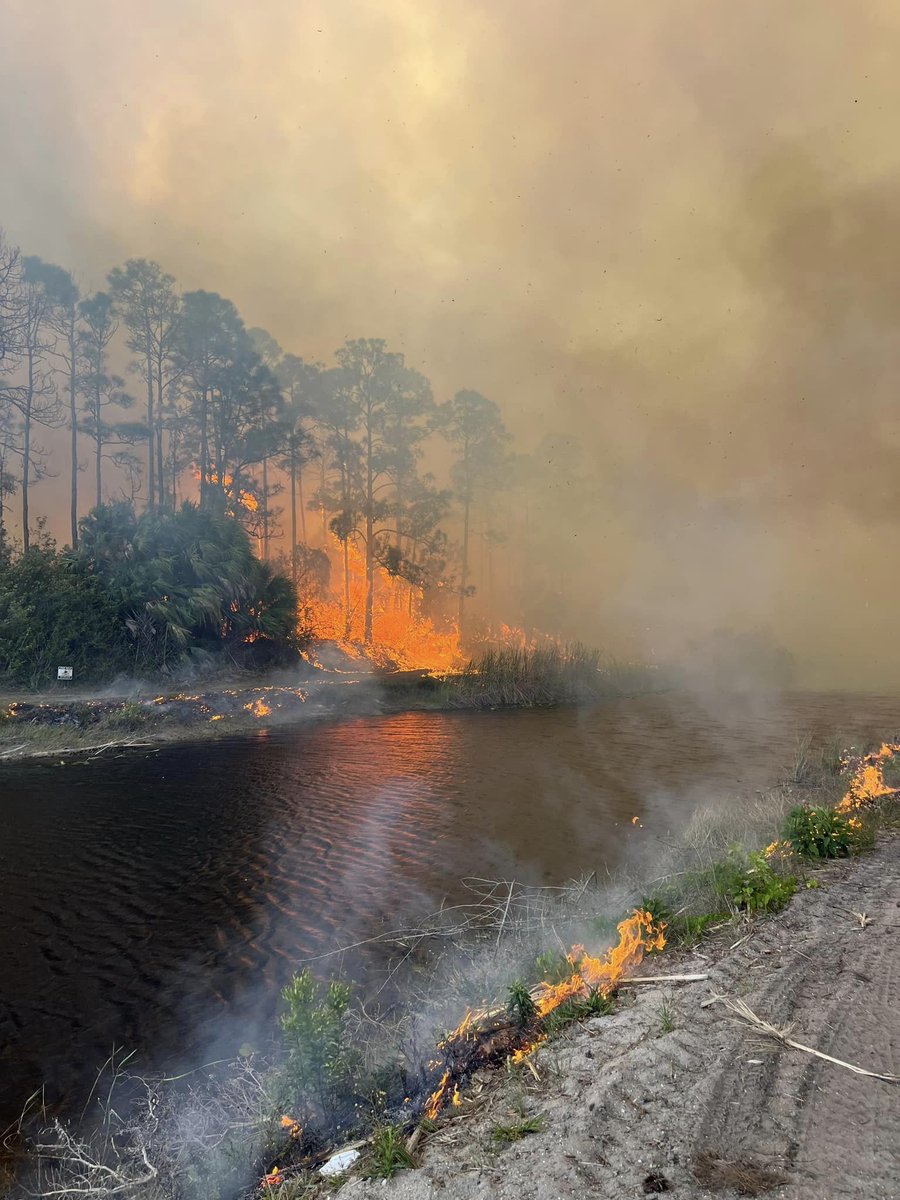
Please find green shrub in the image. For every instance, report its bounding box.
[784,805,852,859]
[729,852,796,912]
[280,970,360,1120]
[490,1115,545,1144]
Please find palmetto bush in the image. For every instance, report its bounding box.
[0,502,300,685]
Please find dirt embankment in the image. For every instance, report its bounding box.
[341,836,900,1200]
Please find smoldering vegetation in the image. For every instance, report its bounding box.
[5,734,892,1200]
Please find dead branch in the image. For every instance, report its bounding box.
[712,995,900,1082]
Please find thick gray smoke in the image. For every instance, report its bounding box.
[3,0,900,686]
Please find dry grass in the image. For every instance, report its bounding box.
[692,1149,787,1196]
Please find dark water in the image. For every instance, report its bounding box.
[1,691,898,1126]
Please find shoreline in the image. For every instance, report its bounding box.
[0,657,656,762]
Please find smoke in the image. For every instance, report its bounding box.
[3,0,900,685]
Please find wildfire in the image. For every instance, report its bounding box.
[192,467,259,512]
[421,909,666,1120]
[302,537,460,672]
[836,741,900,813]
[244,697,273,718]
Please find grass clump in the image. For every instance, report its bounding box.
[656,1000,676,1035]
[446,642,656,708]
[645,848,795,925]
[365,1124,414,1179]
[784,805,853,859]
[542,987,613,1037]
[490,1115,545,1144]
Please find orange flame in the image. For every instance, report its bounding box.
[424,1069,451,1120]
[192,467,259,512]
[302,537,459,672]
[836,741,900,813]
[244,698,273,718]
[421,909,665,1119]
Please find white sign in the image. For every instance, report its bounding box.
[57,666,73,681]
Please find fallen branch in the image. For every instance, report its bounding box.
[712,995,900,1083]
[405,1124,425,1156]
[618,973,708,986]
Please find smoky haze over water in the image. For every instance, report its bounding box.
[3,0,900,687]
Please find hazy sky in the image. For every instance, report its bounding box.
[4,1,900,686]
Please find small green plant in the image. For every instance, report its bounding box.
[366,1124,414,1179]
[640,894,670,924]
[280,970,360,1119]
[664,913,725,947]
[730,852,796,913]
[656,1000,676,1035]
[490,1114,546,1144]
[507,980,537,1028]
[541,988,613,1037]
[784,805,852,859]
[533,950,572,985]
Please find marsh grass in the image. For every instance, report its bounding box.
[442,643,658,708]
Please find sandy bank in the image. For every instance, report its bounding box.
[339,834,900,1200]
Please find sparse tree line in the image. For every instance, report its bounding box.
[0,228,524,647]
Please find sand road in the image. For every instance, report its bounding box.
[341,834,899,1200]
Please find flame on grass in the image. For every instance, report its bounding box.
[422,909,665,1119]
[534,909,666,1018]
[836,741,900,813]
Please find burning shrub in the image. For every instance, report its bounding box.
[784,805,853,859]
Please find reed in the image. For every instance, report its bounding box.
[443,642,657,708]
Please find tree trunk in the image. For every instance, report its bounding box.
[199,386,209,508]
[298,458,307,544]
[364,402,374,644]
[343,537,351,641]
[145,351,155,509]
[262,455,270,559]
[458,488,471,633]
[290,447,298,584]
[22,348,33,552]
[95,425,102,510]
[68,313,78,547]
[156,422,165,509]
[320,451,327,544]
